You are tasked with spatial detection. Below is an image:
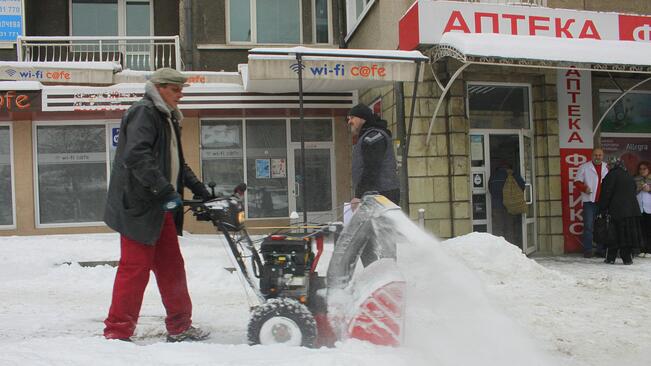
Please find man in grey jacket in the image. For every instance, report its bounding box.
[347,103,400,210]
[103,68,211,342]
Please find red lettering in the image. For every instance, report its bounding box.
[443,11,471,33]
[475,12,499,33]
[567,91,580,103]
[568,118,581,130]
[378,67,386,77]
[529,16,550,35]
[565,68,581,77]
[567,105,581,116]
[579,20,601,39]
[502,14,525,35]
[16,94,30,109]
[566,79,581,91]
[567,131,584,143]
[555,18,575,38]
[4,91,14,109]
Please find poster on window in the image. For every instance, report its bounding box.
[271,158,286,178]
[0,0,23,42]
[601,135,651,175]
[255,159,270,179]
[599,92,651,134]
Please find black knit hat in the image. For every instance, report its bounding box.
[348,103,374,122]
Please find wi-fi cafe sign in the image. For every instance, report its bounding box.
[0,90,40,112]
[399,0,651,50]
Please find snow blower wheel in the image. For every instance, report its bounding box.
[247,298,317,347]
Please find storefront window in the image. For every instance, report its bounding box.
[246,120,288,218]
[290,119,332,142]
[314,0,330,44]
[201,120,244,196]
[468,85,531,129]
[0,126,13,227]
[36,125,107,225]
[599,91,651,174]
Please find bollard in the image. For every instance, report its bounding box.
[418,208,425,229]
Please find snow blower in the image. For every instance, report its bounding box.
[184,185,405,347]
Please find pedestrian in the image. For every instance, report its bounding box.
[347,103,400,209]
[598,157,642,265]
[488,161,526,247]
[635,161,651,256]
[574,148,608,258]
[103,68,212,342]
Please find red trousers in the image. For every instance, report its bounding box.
[104,213,192,339]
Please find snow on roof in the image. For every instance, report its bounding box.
[0,61,122,71]
[0,81,42,91]
[249,46,428,62]
[438,33,651,67]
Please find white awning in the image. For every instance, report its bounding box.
[244,46,428,93]
[432,33,651,73]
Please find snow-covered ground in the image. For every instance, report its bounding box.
[0,213,649,366]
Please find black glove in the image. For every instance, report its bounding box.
[162,191,182,211]
[192,182,212,201]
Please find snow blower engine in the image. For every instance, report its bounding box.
[185,184,406,348]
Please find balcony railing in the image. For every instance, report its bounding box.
[16,36,182,71]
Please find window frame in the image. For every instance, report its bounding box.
[32,120,118,228]
[199,117,336,220]
[226,0,304,45]
[0,122,16,230]
[466,81,533,131]
[344,0,375,41]
[312,0,333,45]
[68,0,154,37]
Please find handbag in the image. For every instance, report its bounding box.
[593,213,616,247]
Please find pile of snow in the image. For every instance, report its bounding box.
[1,210,650,365]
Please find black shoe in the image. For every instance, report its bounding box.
[167,326,210,343]
[623,260,633,265]
[604,259,615,264]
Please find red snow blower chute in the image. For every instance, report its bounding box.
[185,186,405,347]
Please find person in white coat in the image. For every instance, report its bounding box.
[635,161,651,256]
[574,148,608,258]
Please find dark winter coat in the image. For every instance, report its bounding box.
[104,82,206,245]
[351,118,400,204]
[598,165,641,219]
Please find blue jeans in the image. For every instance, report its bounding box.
[582,202,600,253]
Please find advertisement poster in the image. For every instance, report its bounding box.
[0,0,23,42]
[601,136,651,175]
[271,158,286,178]
[599,91,651,134]
[255,159,270,179]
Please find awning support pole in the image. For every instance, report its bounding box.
[401,61,422,212]
[593,75,651,137]
[425,62,470,145]
[296,53,308,228]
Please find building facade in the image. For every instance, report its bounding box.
[346,0,651,254]
[0,0,355,237]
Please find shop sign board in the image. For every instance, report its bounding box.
[399,1,651,50]
[557,67,594,253]
[602,136,651,175]
[0,89,40,112]
[0,65,114,84]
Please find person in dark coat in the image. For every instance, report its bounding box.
[347,103,400,209]
[598,158,642,265]
[103,68,212,342]
[488,161,525,247]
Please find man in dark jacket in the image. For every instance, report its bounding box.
[488,161,525,247]
[347,103,400,210]
[598,158,642,264]
[103,68,212,342]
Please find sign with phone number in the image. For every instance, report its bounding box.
[0,0,23,42]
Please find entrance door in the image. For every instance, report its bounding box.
[470,131,537,253]
[287,119,336,223]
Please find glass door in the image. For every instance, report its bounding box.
[521,132,537,254]
[470,131,536,253]
[287,119,335,223]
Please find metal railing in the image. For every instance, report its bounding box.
[16,35,182,71]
